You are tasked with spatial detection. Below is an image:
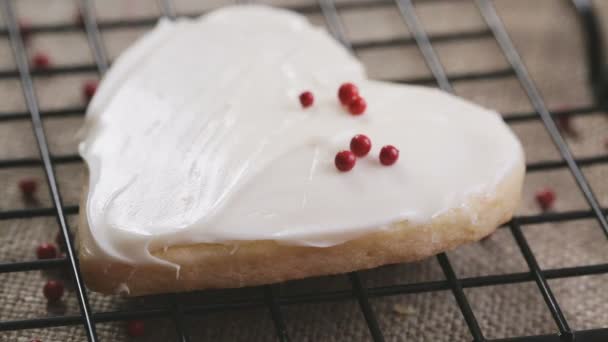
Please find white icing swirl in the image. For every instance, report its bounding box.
[79,5,524,268]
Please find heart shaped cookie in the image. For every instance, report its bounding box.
[78,5,524,295]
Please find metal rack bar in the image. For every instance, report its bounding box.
[79,0,109,74]
[319,0,351,49]
[437,253,485,341]
[348,273,386,342]
[158,0,176,19]
[0,1,98,341]
[2,260,608,332]
[264,285,290,342]
[352,28,492,50]
[170,294,190,342]
[490,327,608,342]
[0,205,79,220]
[393,67,514,85]
[0,154,82,168]
[0,106,85,122]
[0,258,67,273]
[526,155,608,172]
[504,105,599,123]
[0,63,97,78]
[571,0,606,106]
[509,220,573,340]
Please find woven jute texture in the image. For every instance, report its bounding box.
[1,0,608,341]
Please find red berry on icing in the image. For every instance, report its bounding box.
[348,96,366,115]
[83,80,98,101]
[127,320,145,337]
[18,178,38,196]
[350,134,372,157]
[36,243,57,259]
[32,52,51,69]
[299,91,314,108]
[338,82,359,105]
[379,145,399,166]
[335,150,356,172]
[30,339,42,342]
[43,280,64,302]
[535,188,555,211]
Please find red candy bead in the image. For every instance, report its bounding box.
[350,134,372,157]
[379,145,399,166]
[299,91,314,108]
[83,80,98,101]
[36,243,57,259]
[32,52,51,69]
[338,82,358,105]
[18,178,38,196]
[348,96,366,115]
[127,320,145,337]
[535,188,555,211]
[43,280,64,302]
[335,150,356,172]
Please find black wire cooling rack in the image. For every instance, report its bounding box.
[0,0,607,341]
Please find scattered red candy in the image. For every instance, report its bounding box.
[83,80,98,101]
[32,52,51,69]
[335,150,356,172]
[299,91,314,108]
[43,280,64,302]
[36,243,57,259]
[379,145,399,166]
[127,320,145,337]
[348,96,366,115]
[350,134,372,157]
[338,82,358,105]
[18,178,38,196]
[535,188,556,211]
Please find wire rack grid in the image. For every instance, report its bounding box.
[0,0,607,341]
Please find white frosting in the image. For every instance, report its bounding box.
[79,5,524,269]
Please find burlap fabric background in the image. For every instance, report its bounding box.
[1,0,608,341]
